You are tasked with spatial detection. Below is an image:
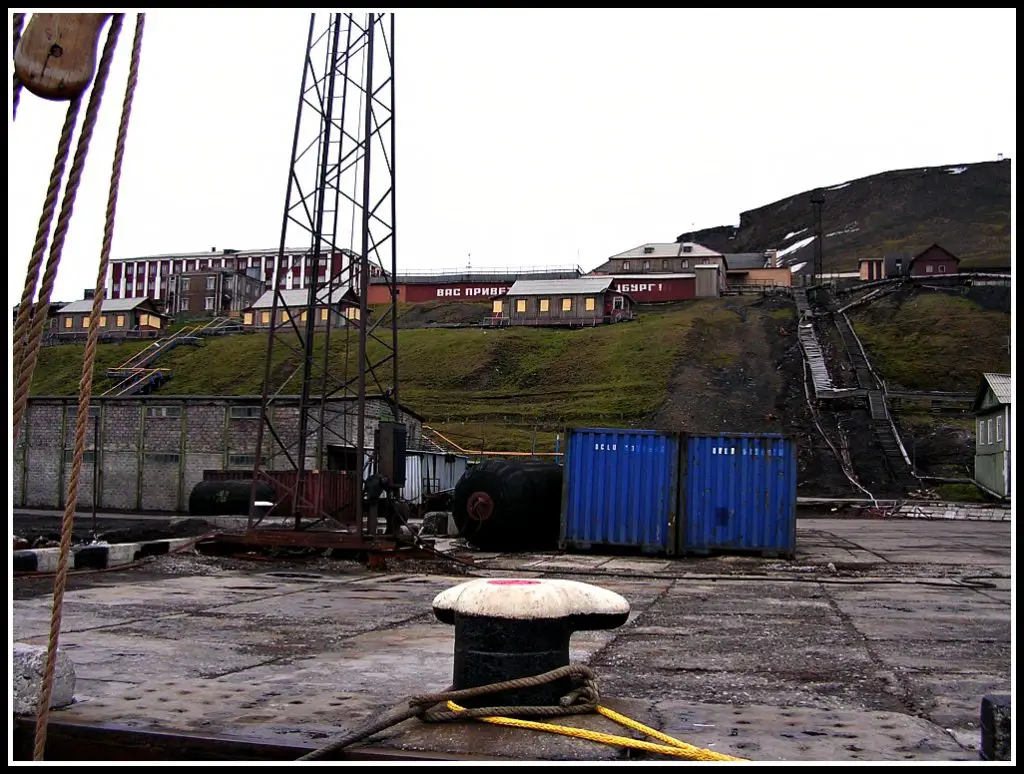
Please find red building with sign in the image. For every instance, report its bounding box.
[609,274,696,303]
[366,268,582,305]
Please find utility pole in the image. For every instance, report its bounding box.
[810,192,825,287]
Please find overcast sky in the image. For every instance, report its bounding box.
[8,8,1016,302]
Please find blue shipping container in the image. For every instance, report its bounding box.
[559,428,679,554]
[679,433,797,558]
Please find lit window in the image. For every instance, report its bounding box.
[561,298,572,312]
[300,310,308,322]
[261,311,271,324]
[281,310,290,323]
[99,316,107,327]
[539,299,549,312]
[82,316,90,328]
[243,312,253,325]
[584,297,595,311]
[116,315,125,327]
[345,307,361,320]
[320,308,329,321]
[492,300,503,314]
[516,299,527,313]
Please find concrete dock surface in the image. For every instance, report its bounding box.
[12,518,1012,761]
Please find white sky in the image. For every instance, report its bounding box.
[8,8,1017,303]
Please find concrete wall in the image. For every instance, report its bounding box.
[16,397,423,513]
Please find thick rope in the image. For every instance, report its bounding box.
[12,11,25,117]
[12,14,123,449]
[11,100,82,432]
[31,13,143,762]
[448,701,747,761]
[298,665,598,761]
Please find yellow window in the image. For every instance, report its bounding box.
[243,312,253,325]
[346,307,361,320]
[151,315,162,329]
[82,316,90,328]
[585,297,595,311]
[99,315,107,327]
[116,315,125,327]
[492,300,503,314]
[539,299,549,312]
[63,316,72,329]
[515,299,527,313]
[561,298,572,312]
[320,308,329,321]
[261,311,271,324]
[300,310,308,322]
[281,310,290,323]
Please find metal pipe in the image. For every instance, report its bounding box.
[355,13,376,533]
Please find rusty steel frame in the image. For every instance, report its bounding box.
[250,13,400,533]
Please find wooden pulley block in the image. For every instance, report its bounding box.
[14,13,113,101]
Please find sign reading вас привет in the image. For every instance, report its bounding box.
[436,286,510,298]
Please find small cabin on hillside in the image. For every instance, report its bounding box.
[491,277,634,327]
[242,286,360,330]
[53,297,167,339]
[907,244,960,277]
[858,253,908,281]
[973,372,1011,498]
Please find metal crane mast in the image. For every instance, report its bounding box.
[249,12,400,537]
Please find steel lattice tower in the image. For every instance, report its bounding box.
[249,12,399,534]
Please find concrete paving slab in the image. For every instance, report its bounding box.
[16,630,276,683]
[869,640,1012,673]
[846,615,1010,643]
[654,702,972,761]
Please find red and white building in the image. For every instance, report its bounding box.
[107,247,378,303]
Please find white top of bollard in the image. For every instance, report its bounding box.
[432,578,630,621]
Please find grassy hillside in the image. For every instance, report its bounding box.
[850,287,1010,392]
[33,299,769,451]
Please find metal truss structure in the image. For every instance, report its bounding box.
[249,12,399,534]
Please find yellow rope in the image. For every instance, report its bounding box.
[445,700,747,762]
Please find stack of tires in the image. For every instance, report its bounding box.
[451,460,563,552]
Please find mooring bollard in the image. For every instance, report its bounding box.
[432,578,630,708]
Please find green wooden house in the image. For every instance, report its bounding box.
[973,373,1012,498]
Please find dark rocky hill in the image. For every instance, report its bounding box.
[679,159,1011,272]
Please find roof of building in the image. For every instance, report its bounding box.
[248,286,354,309]
[975,373,1012,410]
[113,247,326,262]
[57,297,156,314]
[371,268,582,285]
[506,277,615,296]
[908,243,961,271]
[609,273,696,280]
[723,253,768,270]
[609,242,723,261]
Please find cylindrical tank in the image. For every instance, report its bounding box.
[188,480,277,517]
[451,460,563,551]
